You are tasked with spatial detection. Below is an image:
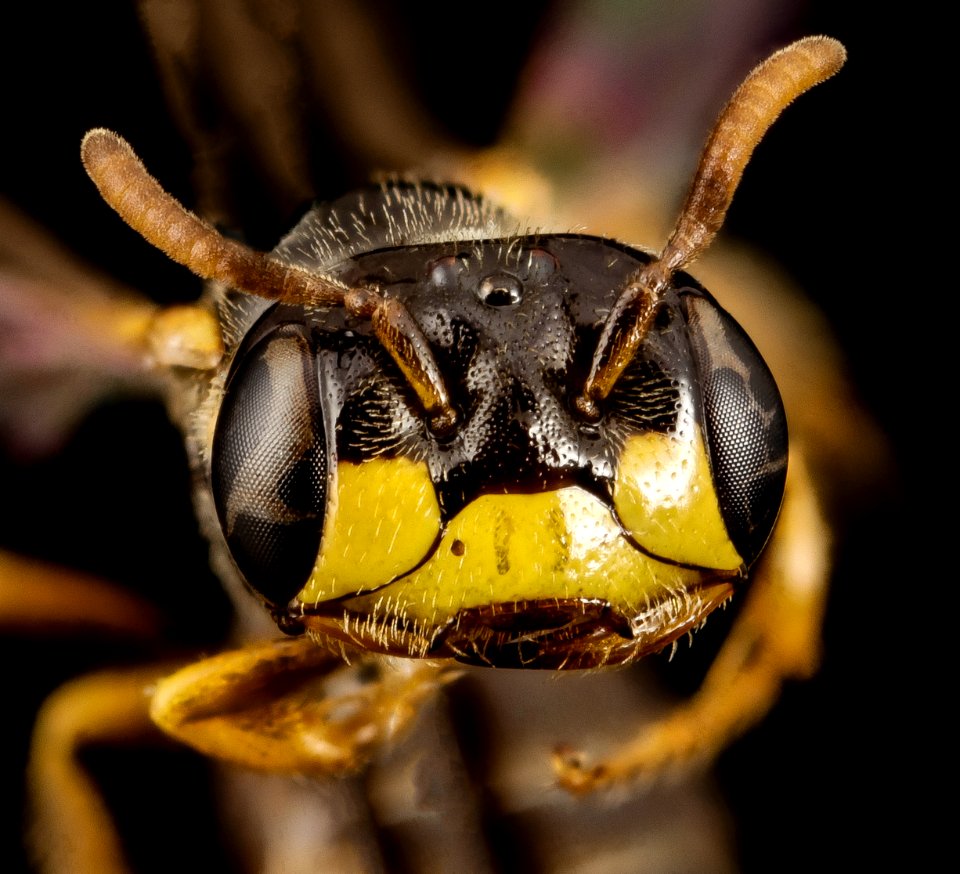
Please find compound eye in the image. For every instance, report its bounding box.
[211,323,327,608]
[682,294,788,566]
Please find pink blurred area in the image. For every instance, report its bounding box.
[0,2,927,872]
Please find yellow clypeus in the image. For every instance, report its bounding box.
[368,488,707,623]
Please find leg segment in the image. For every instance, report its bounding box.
[555,449,831,792]
[150,637,459,775]
[28,666,171,874]
[0,552,161,637]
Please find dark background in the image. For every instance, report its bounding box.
[0,2,929,871]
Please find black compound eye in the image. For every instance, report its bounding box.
[211,323,327,608]
[682,293,788,566]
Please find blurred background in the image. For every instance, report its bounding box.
[0,1,927,871]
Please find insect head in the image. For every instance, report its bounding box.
[79,37,845,670]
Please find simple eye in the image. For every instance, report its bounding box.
[682,293,788,566]
[477,272,523,307]
[211,323,327,608]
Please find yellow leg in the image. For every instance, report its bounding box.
[0,553,172,872]
[0,552,161,637]
[150,637,459,776]
[27,666,171,874]
[555,449,831,792]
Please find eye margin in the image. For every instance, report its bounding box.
[681,290,788,567]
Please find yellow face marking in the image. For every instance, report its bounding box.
[613,429,742,570]
[358,487,708,625]
[298,458,441,603]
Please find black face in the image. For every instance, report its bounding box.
[210,185,787,641]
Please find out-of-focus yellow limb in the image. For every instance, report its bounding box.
[150,637,459,776]
[28,666,173,874]
[555,449,830,792]
[0,552,162,637]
